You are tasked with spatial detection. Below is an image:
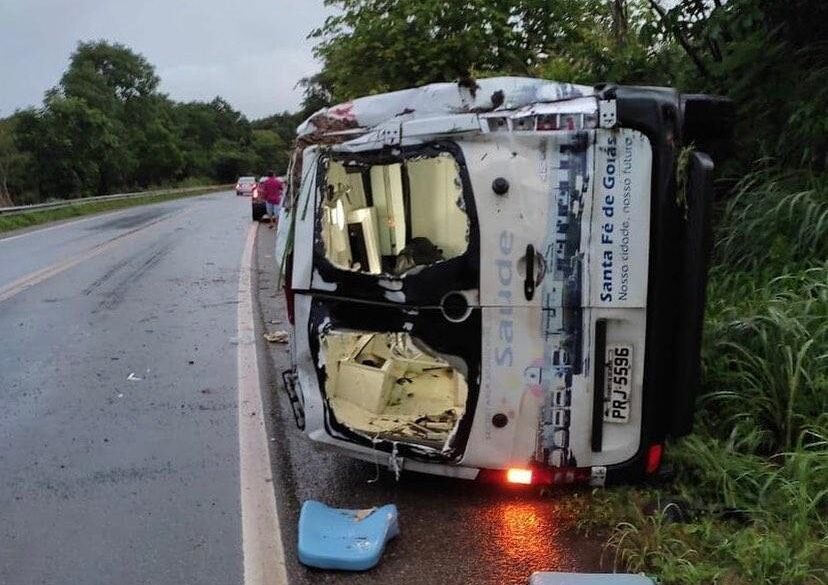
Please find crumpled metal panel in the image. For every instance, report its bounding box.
[297,77,593,136]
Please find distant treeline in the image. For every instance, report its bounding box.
[0,41,314,206]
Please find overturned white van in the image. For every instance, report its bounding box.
[275,77,731,485]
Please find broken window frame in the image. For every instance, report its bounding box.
[310,141,481,300]
[306,296,482,462]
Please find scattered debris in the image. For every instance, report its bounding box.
[264,330,289,343]
[269,319,282,325]
[298,501,399,571]
[188,360,195,365]
[388,443,402,481]
[127,372,142,381]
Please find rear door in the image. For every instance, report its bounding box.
[459,131,588,469]
[290,142,484,461]
[460,126,652,471]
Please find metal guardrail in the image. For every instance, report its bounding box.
[0,184,232,216]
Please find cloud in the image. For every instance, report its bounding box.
[158,47,319,118]
[0,0,330,119]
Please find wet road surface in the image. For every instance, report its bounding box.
[254,228,603,585]
[0,194,602,585]
[0,193,248,585]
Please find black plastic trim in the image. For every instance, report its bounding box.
[591,319,607,452]
[671,152,715,436]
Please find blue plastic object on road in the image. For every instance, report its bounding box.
[298,500,399,571]
[529,573,656,585]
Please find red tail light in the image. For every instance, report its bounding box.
[506,468,533,484]
[645,444,663,474]
[479,466,593,486]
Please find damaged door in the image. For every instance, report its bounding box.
[459,125,652,473]
[292,142,482,461]
[455,130,591,470]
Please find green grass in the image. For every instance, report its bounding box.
[0,186,227,234]
[714,166,828,271]
[575,167,828,585]
[595,430,828,585]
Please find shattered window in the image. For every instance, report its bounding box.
[321,331,468,447]
[318,152,469,275]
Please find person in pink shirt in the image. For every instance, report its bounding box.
[260,171,284,229]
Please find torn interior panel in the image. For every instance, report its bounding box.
[320,330,468,448]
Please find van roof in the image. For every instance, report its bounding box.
[296,77,594,138]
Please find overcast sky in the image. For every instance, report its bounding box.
[0,0,332,119]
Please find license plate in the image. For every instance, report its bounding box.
[603,344,632,423]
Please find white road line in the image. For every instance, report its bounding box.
[237,223,288,585]
[0,209,188,304]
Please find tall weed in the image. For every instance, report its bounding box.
[715,168,828,271]
[605,432,828,585]
[703,265,828,452]
[598,168,828,584]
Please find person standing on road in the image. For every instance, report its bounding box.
[260,171,284,230]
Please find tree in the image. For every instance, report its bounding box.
[133,120,184,186]
[311,0,551,99]
[211,139,257,183]
[59,41,184,189]
[311,0,677,101]
[296,73,334,119]
[251,130,288,174]
[5,40,276,202]
[172,98,255,180]
[15,96,121,198]
[0,118,27,206]
[60,41,160,113]
[650,0,828,169]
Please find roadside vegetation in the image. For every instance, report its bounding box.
[306,0,827,582]
[0,186,225,234]
[0,42,304,207]
[578,171,828,584]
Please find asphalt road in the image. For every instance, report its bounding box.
[0,193,601,585]
[0,193,249,585]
